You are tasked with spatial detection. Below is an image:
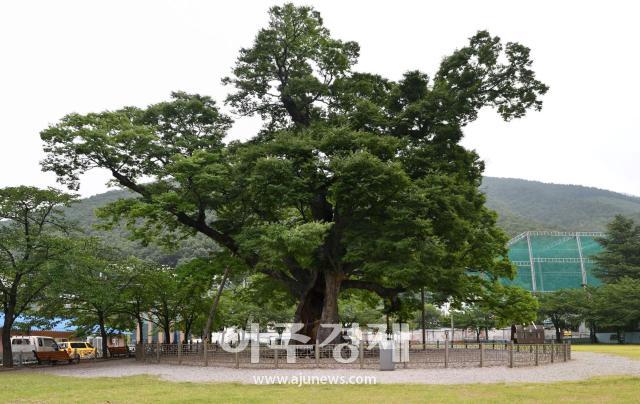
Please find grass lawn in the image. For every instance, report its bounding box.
[572,344,640,360]
[1,373,640,403]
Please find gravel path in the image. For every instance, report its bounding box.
[21,352,640,384]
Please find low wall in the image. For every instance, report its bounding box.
[595,332,640,344]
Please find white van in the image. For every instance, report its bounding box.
[10,336,60,363]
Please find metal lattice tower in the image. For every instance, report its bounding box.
[505,231,604,292]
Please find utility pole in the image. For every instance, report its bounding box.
[421,287,426,349]
[450,308,454,342]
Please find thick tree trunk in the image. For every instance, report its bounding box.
[2,316,13,368]
[316,271,342,344]
[293,273,325,343]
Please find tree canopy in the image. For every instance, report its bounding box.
[40,3,547,342]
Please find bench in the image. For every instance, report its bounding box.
[108,346,131,358]
[33,350,79,365]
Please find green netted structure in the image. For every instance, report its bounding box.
[505,231,604,292]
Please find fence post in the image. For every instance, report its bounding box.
[444,337,449,368]
[508,342,514,368]
[535,344,539,366]
[479,343,484,368]
[274,347,279,369]
[551,340,555,363]
[235,348,240,369]
[178,342,182,365]
[18,352,23,367]
[315,341,320,368]
[156,340,161,363]
[567,339,572,360]
[203,340,208,367]
[563,341,568,362]
[359,340,364,369]
[436,340,439,349]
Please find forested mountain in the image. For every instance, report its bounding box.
[65,177,640,259]
[62,189,215,265]
[481,177,640,236]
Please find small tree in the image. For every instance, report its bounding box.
[60,241,134,357]
[536,289,586,342]
[415,304,445,330]
[145,266,182,344]
[173,258,223,342]
[0,186,75,367]
[118,260,155,344]
[214,275,296,333]
[453,306,496,342]
[480,283,539,327]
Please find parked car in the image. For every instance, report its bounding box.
[58,341,97,359]
[11,336,60,353]
[10,336,60,363]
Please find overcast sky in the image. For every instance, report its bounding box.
[1,0,638,197]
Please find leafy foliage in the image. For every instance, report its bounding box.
[54,241,136,356]
[40,3,548,342]
[0,186,77,366]
[593,215,640,283]
[452,306,497,342]
[592,279,640,340]
[536,289,587,341]
[223,3,359,128]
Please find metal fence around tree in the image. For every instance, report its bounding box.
[136,340,571,369]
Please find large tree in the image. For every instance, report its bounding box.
[40,4,547,342]
[0,186,75,366]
